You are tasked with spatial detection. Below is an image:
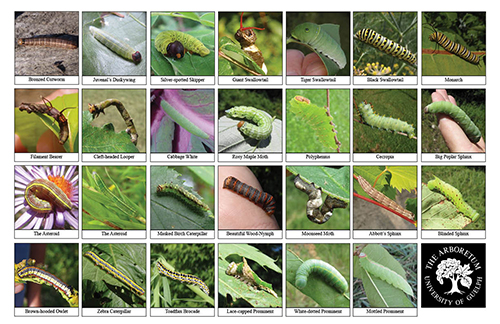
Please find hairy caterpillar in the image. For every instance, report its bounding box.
[295,259,348,294]
[89,26,142,63]
[24,179,74,214]
[84,251,145,296]
[156,261,209,295]
[18,36,78,49]
[225,106,273,140]
[427,175,479,222]
[293,175,347,224]
[225,257,278,298]
[156,182,213,218]
[428,31,480,65]
[356,100,415,139]
[424,101,482,143]
[354,28,417,66]
[223,176,276,216]
[357,175,415,220]
[358,252,413,296]
[16,261,78,307]
[154,31,210,59]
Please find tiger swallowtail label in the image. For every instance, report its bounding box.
[424,101,482,143]
[427,175,480,222]
[154,31,210,59]
[295,259,348,294]
[89,26,142,63]
[225,106,273,140]
[357,100,415,139]
[225,257,278,298]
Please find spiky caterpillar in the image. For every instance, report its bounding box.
[295,259,348,294]
[156,183,214,218]
[89,26,141,63]
[424,101,481,143]
[225,106,273,140]
[427,175,479,222]
[154,31,210,59]
[357,100,415,138]
[225,257,278,298]
[293,175,347,224]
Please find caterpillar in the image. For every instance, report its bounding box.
[225,106,273,140]
[427,175,479,222]
[225,257,278,298]
[290,22,347,69]
[295,259,348,294]
[16,260,78,307]
[84,251,145,296]
[428,31,480,65]
[235,12,266,71]
[156,261,209,295]
[358,252,413,296]
[293,175,347,224]
[154,30,210,59]
[89,26,142,63]
[24,178,73,214]
[223,176,276,216]
[356,100,415,139]
[156,182,214,218]
[424,101,481,143]
[18,36,78,49]
[354,28,417,66]
[357,175,415,220]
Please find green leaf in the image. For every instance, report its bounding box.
[359,254,413,296]
[386,165,417,193]
[219,244,282,273]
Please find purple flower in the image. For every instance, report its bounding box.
[15,165,79,230]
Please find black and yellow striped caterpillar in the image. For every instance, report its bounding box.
[428,30,480,65]
[154,30,210,59]
[156,261,209,295]
[223,176,276,216]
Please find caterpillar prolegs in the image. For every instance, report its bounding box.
[225,106,273,140]
[225,257,278,298]
[156,261,209,295]
[295,259,348,294]
[293,175,347,224]
[356,100,415,139]
[223,176,276,216]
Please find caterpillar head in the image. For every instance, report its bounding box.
[290,22,320,43]
[132,51,142,63]
[166,40,185,59]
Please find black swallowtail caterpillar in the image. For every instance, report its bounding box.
[293,175,347,224]
[295,259,348,294]
[225,106,273,140]
[356,100,415,139]
[427,175,479,222]
[225,257,278,298]
[156,261,209,295]
[89,26,142,63]
[154,30,210,59]
[354,28,417,66]
[156,182,214,218]
[424,101,482,143]
[428,31,480,65]
[223,176,276,216]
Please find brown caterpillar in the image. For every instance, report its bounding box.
[18,36,78,49]
[223,176,275,216]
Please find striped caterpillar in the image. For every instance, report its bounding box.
[18,36,78,49]
[354,28,417,66]
[225,257,278,298]
[223,176,276,216]
[156,261,209,295]
[16,259,78,307]
[24,178,74,214]
[424,101,481,143]
[84,251,145,296]
[356,100,415,139]
[225,106,273,140]
[427,175,479,222]
[428,30,480,65]
[154,31,210,59]
[293,175,347,224]
[89,26,142,63]
[156,182,214,218]
[295,259,348,294]
[357,175,415,220]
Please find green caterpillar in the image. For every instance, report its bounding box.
[89,26,141,63]
[225,106,273,140]
[424,101,482,143]
[427,175,479,222]
[156,182,214,218]
[357,100,415,138]
[295,259,348,294]
[225,257,278,298]
[154,31,210,59]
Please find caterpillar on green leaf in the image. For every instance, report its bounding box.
[154,31,210,59]
[295,259,348,294]
[225,106,273,140]
[356,100,415,138]
[225,257,278,298]
[156,182,214,218]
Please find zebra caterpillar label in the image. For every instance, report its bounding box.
[154,31,210,59]
[24,178,73,214]
[225,257,278,298]
[290,22,347,69]
[84,251,145,296]
[295,259,348,294]
[429,31,480,65]
[424,101,482,143]
[156,261,209,295]
[357,100,415,138]
[354,28,417,66]
[89,26,142,63]
[225,106,273,140]
[18,36,78,49]
[427,175,479,222]
[223,176,276,216]
[156,182,213,218]
[293,175,347,224]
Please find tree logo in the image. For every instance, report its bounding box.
[436,258,473,295]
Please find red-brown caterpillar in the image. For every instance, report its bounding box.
[223,176,275,216]
[18,36,78,49]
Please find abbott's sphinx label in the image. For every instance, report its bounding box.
[422,244,485,307]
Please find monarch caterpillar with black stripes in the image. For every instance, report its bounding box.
[295,259,348,295]
[225,106,273,140]
[223,176,276,216]
[154,30,210,59]
[428,30,480,65]
[354,28,417,66]
[156,182,214,218]
[89,26,142,63]
[356,100,415,139]
[225,257,278,298]
[156,261,210,295]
